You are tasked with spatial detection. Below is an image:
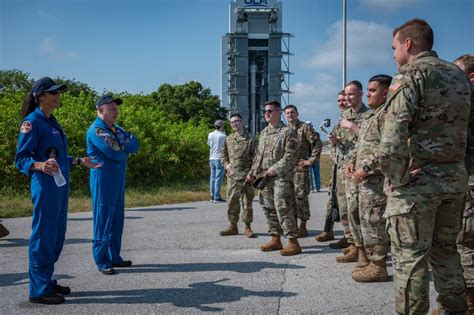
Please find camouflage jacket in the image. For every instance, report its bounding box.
[329,109,349,163]
[289,120,322,172]
[221,131,257,180]
[249,123,299,182]
[349,105,385,176]
[468,82,474,188]
[379,51,471,195]
[333,104,370,165]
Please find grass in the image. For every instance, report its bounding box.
[0,154,333,218]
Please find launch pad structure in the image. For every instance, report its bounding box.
[221,0,293,134]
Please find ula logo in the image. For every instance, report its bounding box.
[244,0,269,7]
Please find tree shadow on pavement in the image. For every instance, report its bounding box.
[0,237,91,248]
[127,206,196,212]
[68,216,143,221]
[68,278,297,311]
[116,261,304,274]
[0,272,74,287]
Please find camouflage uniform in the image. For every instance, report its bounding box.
[289,120,322,221]
[249,124,299,238]
[334,104,370,247]
[330,112,351,241]
[379,51,471,314]
[222,131,257,224]
[349,105,388,262]
[457,81,474,289]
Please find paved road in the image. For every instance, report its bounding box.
[1,190,437,314]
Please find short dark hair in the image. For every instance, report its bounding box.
[453,54,474,75]
[368,74,392,90]
[283,104,298,113]
[338,90,345,96]
[345,80,363,92]
[229,112,242,120]
[393,18,433,51]
[264,100,281,109]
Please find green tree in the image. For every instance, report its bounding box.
[0,69,33,92]
[151,81,227,126]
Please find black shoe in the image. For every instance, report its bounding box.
[214,198,226,203]
[53,284,71,295]
[112,260,132,268]
[99,268,115,275]
[29,292,65,305]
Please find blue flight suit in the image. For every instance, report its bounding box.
[86,117,139,270]
[15,107,72,299]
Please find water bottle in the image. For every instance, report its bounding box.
[48,149,66,187]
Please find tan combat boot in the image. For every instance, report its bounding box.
[329,237,349,249]
[280,238,302,256]
[351,259,388,282]
[244,224,256,238]
[260,235,283,252]
[352,247,370,273]
[297,220,308,238]
[315,231,335,242]
[468,287,474,314]
[219,223,238,236]
[335,244,358,263]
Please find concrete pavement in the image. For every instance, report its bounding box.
[0,190,438,314]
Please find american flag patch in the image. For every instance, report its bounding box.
[389,82,401,91]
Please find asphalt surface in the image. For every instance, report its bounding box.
[0,189,438,314]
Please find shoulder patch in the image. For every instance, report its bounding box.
[20,121,32,134]
[389,82,401,91]
[96,128,121,151]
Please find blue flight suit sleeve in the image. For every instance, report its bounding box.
[88,127,129,161]
[115,126,139,154]
[16,121,38,176]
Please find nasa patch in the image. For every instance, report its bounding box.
[20,121,32,134]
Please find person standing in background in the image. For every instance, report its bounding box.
[307,121,321,193]
[208,120,227,202]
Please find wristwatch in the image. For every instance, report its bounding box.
[362,164,370,173]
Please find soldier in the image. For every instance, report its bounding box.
[219,112,257,238]
[284,105,322,238]
[332,81,370,264]
[320,90,350,246]
[379,19,471,314]
[453,53,474,311]
[246,100,301,256]
[346,74,392,282]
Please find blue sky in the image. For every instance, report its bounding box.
[1,0,473,136]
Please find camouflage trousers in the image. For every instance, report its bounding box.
[358,175,388,261]
[336,165,352,242]
[346,177,362,247]
[226,177,255,224]
[386,193,467,314]
[457,187,474,288]
[293,171,310,221]
[259,177,298,239]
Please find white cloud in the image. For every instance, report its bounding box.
[289,73,341,138]
[39,38,79,60]
[359,0,425,11]
[305,19,392,70]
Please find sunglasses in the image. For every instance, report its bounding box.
[45,90,60,95]
[263,109,280,114]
